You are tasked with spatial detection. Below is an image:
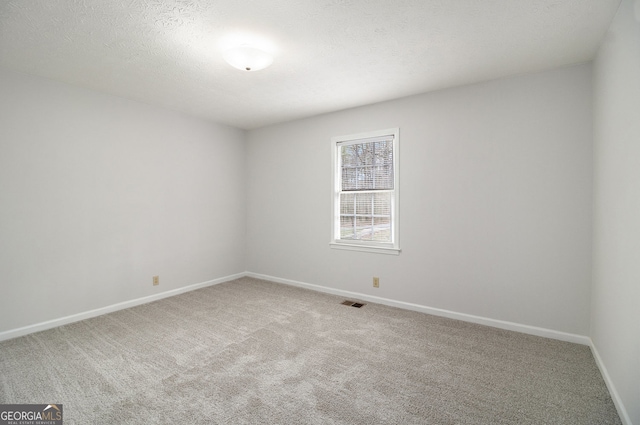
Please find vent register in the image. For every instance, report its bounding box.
[341,300,365,308]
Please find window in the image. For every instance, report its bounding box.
[331,128,400,254]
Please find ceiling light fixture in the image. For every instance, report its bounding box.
[223,45,273,72]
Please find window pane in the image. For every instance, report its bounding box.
[374,141,393,165]
[340,193,355,214]
[342,168,357,190]
[340,216,355,239]
[355,193,372,215]
[355,166,367,190]
[373,192,391,215]
[356,216,373,240]
[373,165,393,189]
[372,217,391,241]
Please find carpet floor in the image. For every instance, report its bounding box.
[0,277,621,424]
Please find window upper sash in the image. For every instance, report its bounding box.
[339,135,394,191]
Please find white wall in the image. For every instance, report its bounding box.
[592,0,640,423]
[246,64,593,336]
[0,69,246,333]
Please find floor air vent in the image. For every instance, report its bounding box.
[341,300,365,308]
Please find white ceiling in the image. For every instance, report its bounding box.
[0,0,620,130]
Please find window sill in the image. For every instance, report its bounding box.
[330,242,401,255]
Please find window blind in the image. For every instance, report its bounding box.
[339,136,394,191]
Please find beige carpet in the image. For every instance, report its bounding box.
[0,277,621,424]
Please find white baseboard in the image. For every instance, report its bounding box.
[2,270,591,347]
[0,272,245,342]
[590,340,633,425]
[245,272,591,346]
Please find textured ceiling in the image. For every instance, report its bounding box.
[0,0,621,129]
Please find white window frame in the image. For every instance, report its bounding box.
[330,128,400,255]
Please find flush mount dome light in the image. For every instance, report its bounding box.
[223,45,273,71]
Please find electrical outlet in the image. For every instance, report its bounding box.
[153,276,159,286]
[373,277,379,288]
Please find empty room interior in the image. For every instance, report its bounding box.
[0,0,639,424]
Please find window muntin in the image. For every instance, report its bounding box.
[331,129,400,254]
